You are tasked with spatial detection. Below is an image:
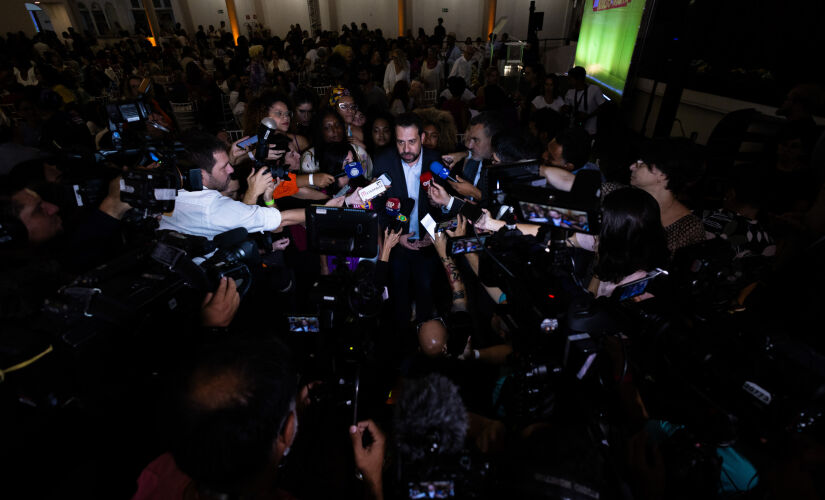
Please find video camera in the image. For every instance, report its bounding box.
[250,117,292,181]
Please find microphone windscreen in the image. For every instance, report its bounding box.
[386,197,401,212]
[260,117,278,130]
[429,161,450,179]
[419,171,434,189]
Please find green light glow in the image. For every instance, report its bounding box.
[574,0,648,101]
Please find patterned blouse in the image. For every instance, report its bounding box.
[600,182,704,252]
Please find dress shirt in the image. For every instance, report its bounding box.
[402,152,424,239]
[158,189,282,239]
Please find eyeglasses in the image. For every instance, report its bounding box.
[271,110,293,119]
[337,103,358,112]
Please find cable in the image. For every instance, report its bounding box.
[0,345,54,384]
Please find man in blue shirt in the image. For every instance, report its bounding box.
[373,113,453,325]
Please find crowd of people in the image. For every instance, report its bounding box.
[1,16,824,500]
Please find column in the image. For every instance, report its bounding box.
[486,0,497,39]
[397,0,405,37]
[143,0,162,46]
[225,0,240,45]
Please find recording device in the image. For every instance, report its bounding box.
[119,150,203,214]
[236,135,258,149]
[358,179,388,202]
[450,235,487,255]
[252,117,292,180]
[613,268,668,302]
[151,228,261,297]
[287,315,321,332]
[378,173,392,186]
[430,161,458,182]
[420,171,434,191]
[335,161,364,179]
[509,184,600,235]
[306,205,379,258]
[485,159,544,202]
[386,198,414,234]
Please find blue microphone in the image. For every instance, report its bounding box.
[429,161,459,182]
[336,160,364,178]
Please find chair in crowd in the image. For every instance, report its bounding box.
[314,85,331,100]
[420,89,438,108]
[226,129,245,142]
[170,101,200,132]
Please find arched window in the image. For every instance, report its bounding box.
[90,2,111,35]
[76,2,96,36]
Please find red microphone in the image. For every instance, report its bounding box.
[420,171,434,191]
[386,197,401,211]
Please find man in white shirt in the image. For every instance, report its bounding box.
[158,132,306,240]
[561,66,606,136]
[448,45,475,88]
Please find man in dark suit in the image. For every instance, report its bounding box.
[373,113,454,325]
[452,112,503,207]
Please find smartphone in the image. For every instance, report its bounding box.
[438,218,458,232]
[450,235,487,255]
[613,268,668,302]
[237,135,259,149]
[378,173,391,186]
[421,213,437,240]
[407,481,455,499]
[287,315,320,332]
[358,179,388,202]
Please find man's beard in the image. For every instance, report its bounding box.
[401,151,420,164]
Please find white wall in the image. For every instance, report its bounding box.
[258,0,310,39]
[494,0,572,41]
[1,1,43,36]
[185,0,232,35]
[409,0,483,41]
[324,0,397,36]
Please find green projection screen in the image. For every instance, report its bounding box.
[573,0,648,101]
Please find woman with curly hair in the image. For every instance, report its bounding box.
[413,107,459,155]
[242,89,310,154]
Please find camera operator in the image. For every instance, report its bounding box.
[133,336,386,500]
[158,131,325,240]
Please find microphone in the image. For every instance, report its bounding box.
[385,197,401,217]
[335,160,364,179]
[254,117,278,162]
[429,161,458,182]
[419,171,434,191]
[388,198,414,233]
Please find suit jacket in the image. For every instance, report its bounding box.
[373,147,457,236]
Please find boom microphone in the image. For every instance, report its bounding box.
[429,161,458,183]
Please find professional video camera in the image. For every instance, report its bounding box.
[93,79,204,216]
[246,117,293,181]
[43,228,262,349]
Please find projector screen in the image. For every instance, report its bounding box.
[573,0,648,101]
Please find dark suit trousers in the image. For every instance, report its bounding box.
[388,245,439,325]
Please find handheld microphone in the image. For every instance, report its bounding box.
[389,198,414,233]
[385,197,401,217]
[335,161,364,179]
[255,117,278,162]
[419,171,434,191]
[429,161,458,182]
